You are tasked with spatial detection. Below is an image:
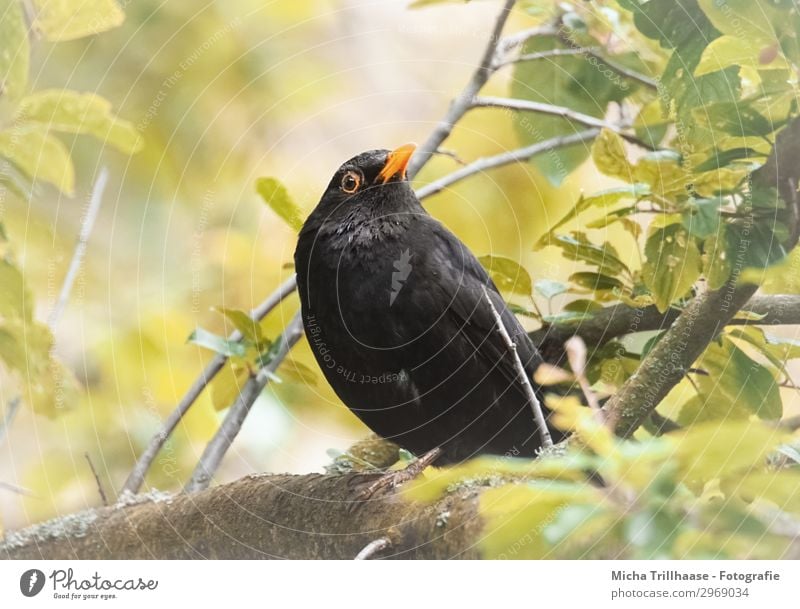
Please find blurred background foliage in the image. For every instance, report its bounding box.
[1,0,593,529]
[0,0,799,559]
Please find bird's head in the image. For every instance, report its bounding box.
[312,144,418,218]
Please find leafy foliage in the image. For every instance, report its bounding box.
[0,3,137,421]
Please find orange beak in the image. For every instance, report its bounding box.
[377,143,416,184]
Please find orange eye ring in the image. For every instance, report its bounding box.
[340,170,361,194]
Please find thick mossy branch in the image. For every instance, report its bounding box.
[1,474,483,559]
[531,294,800,366]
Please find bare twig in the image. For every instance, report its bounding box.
[1,169,108,449]
[408,0,523,178]
[0,480,35,497]
[84,452,108,506]
[48,167,109,329]
[416,129,599,200]
[482,286,553,449]
[497,46,600,67]
[0,397,21,448]
[471,96,655,149]
[583,49,658,90]
[185,311,305,493]
[121,273,298,495]
[354,537,391,560]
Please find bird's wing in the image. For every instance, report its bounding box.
[418,220,543,387]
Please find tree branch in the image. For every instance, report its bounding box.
[416,129,599,200]
[482,287,552,448]
[605,117,800,437]
[471,96,654,149]
[2,473,483,559]
[121,274,298,495]
[408,0,525,179]
[530,294,800,364]
[184,312,304,493]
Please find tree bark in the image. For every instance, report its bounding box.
[1,473,483,559]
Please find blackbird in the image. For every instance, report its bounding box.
[295,144,564,466]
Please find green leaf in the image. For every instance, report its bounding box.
[697,0,788,46]
[546,184,648,235]
[701,230,732,290]
[16,90,143,154]
[642,223,702,312]
[694,101,780,138]
[0,258,32,322]
[534,278,568,300]
[740,245,800,293]
[568,272,624,292]
[694,147,763,172]
[478,255,533,297]
[680,337,782,424]
[695,35,787,77]
[210,362,250,411]
[620,0,722,117]
[213,307,263,346]
[538,232,630,278]
[682,198,722,239]
[187,327,246,358]
[31,0,124,42]
[0,125,75,195]
[277,357,319,386]
[255,177,304,232]
[0,0,30,99]
[510,37,630,185]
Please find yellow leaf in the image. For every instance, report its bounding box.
[695,35,787,77]
[633,152,689,198]
[591,129,633,181]
[210,363,250,411]
[479,483,596,559]
[0,125,75,195]
[255,177,304,232]
[672,420,788,489]
[17,90,143,154]
[723,471,800,513]
[32,0,124,42]
[0,0,30,99]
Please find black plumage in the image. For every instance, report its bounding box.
[295,145,563,464]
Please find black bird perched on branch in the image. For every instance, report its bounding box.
[295,144,564,468]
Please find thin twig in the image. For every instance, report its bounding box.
[84,452,108,506]
[584,49,659,90]
[497,46,599,67]
[1,169,108,449]
[121,273,298,495]
[48,167,109,329]
[471,96,655,149]
[185,311,305,493]
[0,480,35,497]
[0,397,21,448]
[354,537,391,560]
[481,286,553,449]
[407,0,521,178]
[416,129,599,200]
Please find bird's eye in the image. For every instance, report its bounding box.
[340,170,361,194]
